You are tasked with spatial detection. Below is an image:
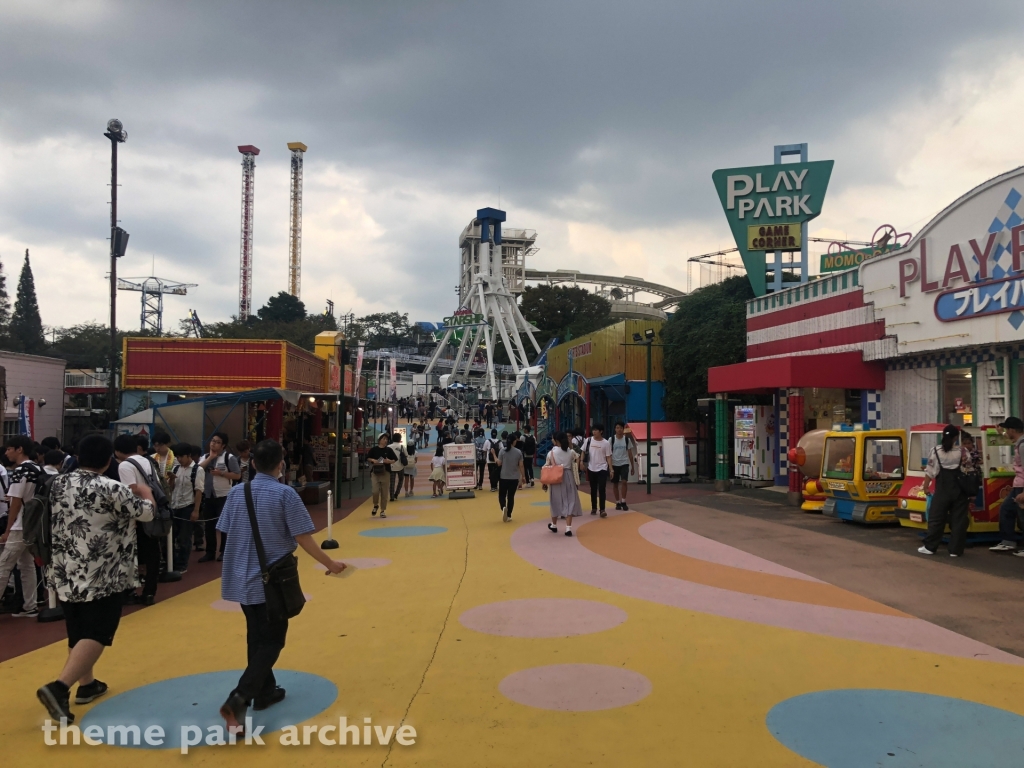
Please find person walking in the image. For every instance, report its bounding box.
[918,425,974,557]
[429,446,446,497]
[991,417,1024,554]
[485,429,501,492]
[404,440,418,497]
[474,429,487,489]
[169,443,204,574]
[36,435,155,723]
[216,439,346,733]
[367,434,397,517]
[389,432,408,502]
[583,424,613,517]
[521,425,537,487]
[497,432,526,523]
[0,435,42,618]
[543,432,583,536]
[198,433,241,562]
[610,422,637,511]
[114,434,161,606]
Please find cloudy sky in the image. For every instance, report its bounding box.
[1,0,1022,332]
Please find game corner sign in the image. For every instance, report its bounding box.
[713,160,834,296]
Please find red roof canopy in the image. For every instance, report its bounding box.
[708,352,885,394]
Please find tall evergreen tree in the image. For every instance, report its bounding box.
[9,249,46,355]
[0,254,10,342]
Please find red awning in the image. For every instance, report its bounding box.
[707,352,885,395]
[628,421,697,440]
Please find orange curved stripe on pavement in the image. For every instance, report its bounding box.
[576,513,908,617]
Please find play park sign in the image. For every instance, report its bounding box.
[713,160,834,296]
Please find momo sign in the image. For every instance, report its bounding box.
[860,168,1024,354]
[713,160,834,296]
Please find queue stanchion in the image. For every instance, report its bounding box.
[161,524,182,583]
[37,587,64,623]
[322,490,339,550]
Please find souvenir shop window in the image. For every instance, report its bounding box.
[941,367,973,426]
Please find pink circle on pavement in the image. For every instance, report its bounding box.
[211,593,313,612]
[314,558,391,570]
[499,664,651,711]
[459,598,627,638]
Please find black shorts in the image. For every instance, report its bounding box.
[62,592,124,648]
[611,464,631,483]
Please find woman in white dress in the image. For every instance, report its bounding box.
[543,431,583,536]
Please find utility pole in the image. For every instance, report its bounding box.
[104,119,127,425]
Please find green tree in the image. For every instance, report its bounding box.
[347,312,414,350]
[519,285,613,348]
[9,249,46,355]
[662,275,753,421]
[257,291,307,323]
[0,254,10,342]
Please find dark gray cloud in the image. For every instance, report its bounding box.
[1,0,1021,327]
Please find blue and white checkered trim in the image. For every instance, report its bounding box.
[778,389,789,474]
[861,389,882,429]
[985,187,1023,279]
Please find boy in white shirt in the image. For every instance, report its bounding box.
[170,443,205,573]
[114,434,161,605]
[583,425,614,517]
[0,436,41,617]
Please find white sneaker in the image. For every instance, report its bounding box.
[917,546,935,555]
[1012,550,1024,558]
[949,553,959,558]
[502,507,510,523]
[990,543,1015,551]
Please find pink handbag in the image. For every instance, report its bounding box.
[540,464,564,485]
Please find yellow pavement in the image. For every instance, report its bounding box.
[3,483,1024,767]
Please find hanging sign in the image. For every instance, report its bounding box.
[713,160,834,296]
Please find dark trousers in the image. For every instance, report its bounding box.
[235,603,289,703]
[923,474,970,555]
[998,488,1023,543]
[172,508,195,571]
[205,496,227,556]
[390,471,403,499]
[523,456,535,484]
[136,527,160,597]
[498,479,519,517]
[588,469,609,511]
[487,463,500,490]
[476,461,486,488]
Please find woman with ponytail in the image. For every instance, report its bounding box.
[919,424,974,557]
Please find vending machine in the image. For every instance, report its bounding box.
[734,405,776,483]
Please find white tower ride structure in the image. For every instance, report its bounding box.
[425,208,541,399]
[286,142,306,297]
[237,144,260,320]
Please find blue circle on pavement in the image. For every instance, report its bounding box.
[767,689,1024,767]
[359,525,447,538]
[531,500,550,506]
[79,670,336,750]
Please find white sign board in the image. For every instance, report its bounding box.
[860,167,1024,357]
[443,443,477,491]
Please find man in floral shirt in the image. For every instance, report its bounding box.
[36,434,155,724]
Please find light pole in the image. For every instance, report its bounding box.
[104,119,127,425]
[626,329,658,495]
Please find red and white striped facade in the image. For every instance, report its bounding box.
[745,272,897,362]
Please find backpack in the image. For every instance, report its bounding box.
[400,445,409,467]
[22,472,58,567]
[127,457,173,537]
[522,434,537,455]
[475,436,487,462]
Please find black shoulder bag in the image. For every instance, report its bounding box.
[243,482,306,621]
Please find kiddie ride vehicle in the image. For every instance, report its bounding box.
[895,424,1012,539]
[820,425,906,524]
[787,429,828,512]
